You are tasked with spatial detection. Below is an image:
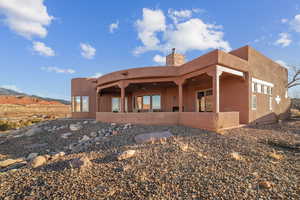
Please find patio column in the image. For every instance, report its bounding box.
[96,88,100,112]
[209,68,222,113]
[118,81,129,113]
[175,79,185,112]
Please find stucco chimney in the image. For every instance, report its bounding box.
[166,48,185,66]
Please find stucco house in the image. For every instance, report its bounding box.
[71,46,290,131]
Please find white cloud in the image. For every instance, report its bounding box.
[153,54,165,65]
[32,41,55,56]
[90,72,102,78]
[281,18,288,24]
[41,66,75,74]
[109,20,119,33]
[0,0,54,39]
[290,14,300,32]
[168,9,193,23]
[0,84,22,92]
[274,33,292,47]
[134,8,231,55]
[134,8,166,54]
[275,60,289,68]
[80,43,96,59]
[165,19,231,53]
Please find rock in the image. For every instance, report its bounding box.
[26,153,38,160]
[259,181,272,189]
[24,127,43,137]
[79,135,90,143]
[70,156,92,170]
[134,131,174,144]
[61,132,72,139]
[123,123,131,129]
[178,143,189,152]
[269,152,284,160]
[29,156,47,168]
[90,132,97,137]
[69,124,82,131]
[230,152,244,161]
[83,120,89,124]
[0,158,25,168]
[94,136,103,142]
[51,152,65,160]
[117,150,136,160]
[112,130,118,135]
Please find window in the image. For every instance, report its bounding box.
[82,96,89,112]
[112,97,120,112]
[152,95,161,110]
[136,96,142,110]
[269,97,272,111]
[135,95,161,111]
[143,96,151,110]
[75,96,81,112]
[253,83,258,93]
[111,97,128,112]
[257,84,261,93]
[71,96,75,112]
[252,95,257,110]
[267,87,270,95]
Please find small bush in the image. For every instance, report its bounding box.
[0,121,14,131]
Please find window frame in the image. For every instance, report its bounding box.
[252,95,257,110]
[82,96,89,112]
[71,96,75,112]
[151,95,161,110]
[75,96,81,112]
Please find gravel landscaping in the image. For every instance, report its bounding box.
[0,119,299,199]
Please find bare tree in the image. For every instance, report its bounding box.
[287,65,300,89]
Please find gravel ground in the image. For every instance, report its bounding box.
[0,119,299,200]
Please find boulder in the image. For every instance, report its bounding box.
[134,131,174,144]
[259,181,272,189]
[26,153,38,160]
[230,152,243,161]
[70,156,92,170]
[69,124,82,131]
[117,150,136,160]
[51,152,65,160]
[0,158,25,168]
[61,132,72,139]
[79,135,90,143]
[29,156,47,168]
[24,127,43,137]
[90,132,97,137]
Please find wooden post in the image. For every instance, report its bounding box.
[118,81,129,113]
[208,67,222,113]
[121,86,125,113]
[178,83,183,112]
[175,79,185,112]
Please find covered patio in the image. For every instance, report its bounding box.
[95,65,247,131]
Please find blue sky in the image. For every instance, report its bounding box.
[0,0,299,100]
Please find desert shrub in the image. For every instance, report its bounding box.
[0,120,14,131]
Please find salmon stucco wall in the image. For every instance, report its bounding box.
[71,78,97,119]
[248,47,291,123]
[220,75,249,124]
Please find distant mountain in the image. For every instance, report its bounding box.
[0,87,70,105]
[0,87,26,96]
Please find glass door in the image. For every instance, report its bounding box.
[196,89,213,112]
